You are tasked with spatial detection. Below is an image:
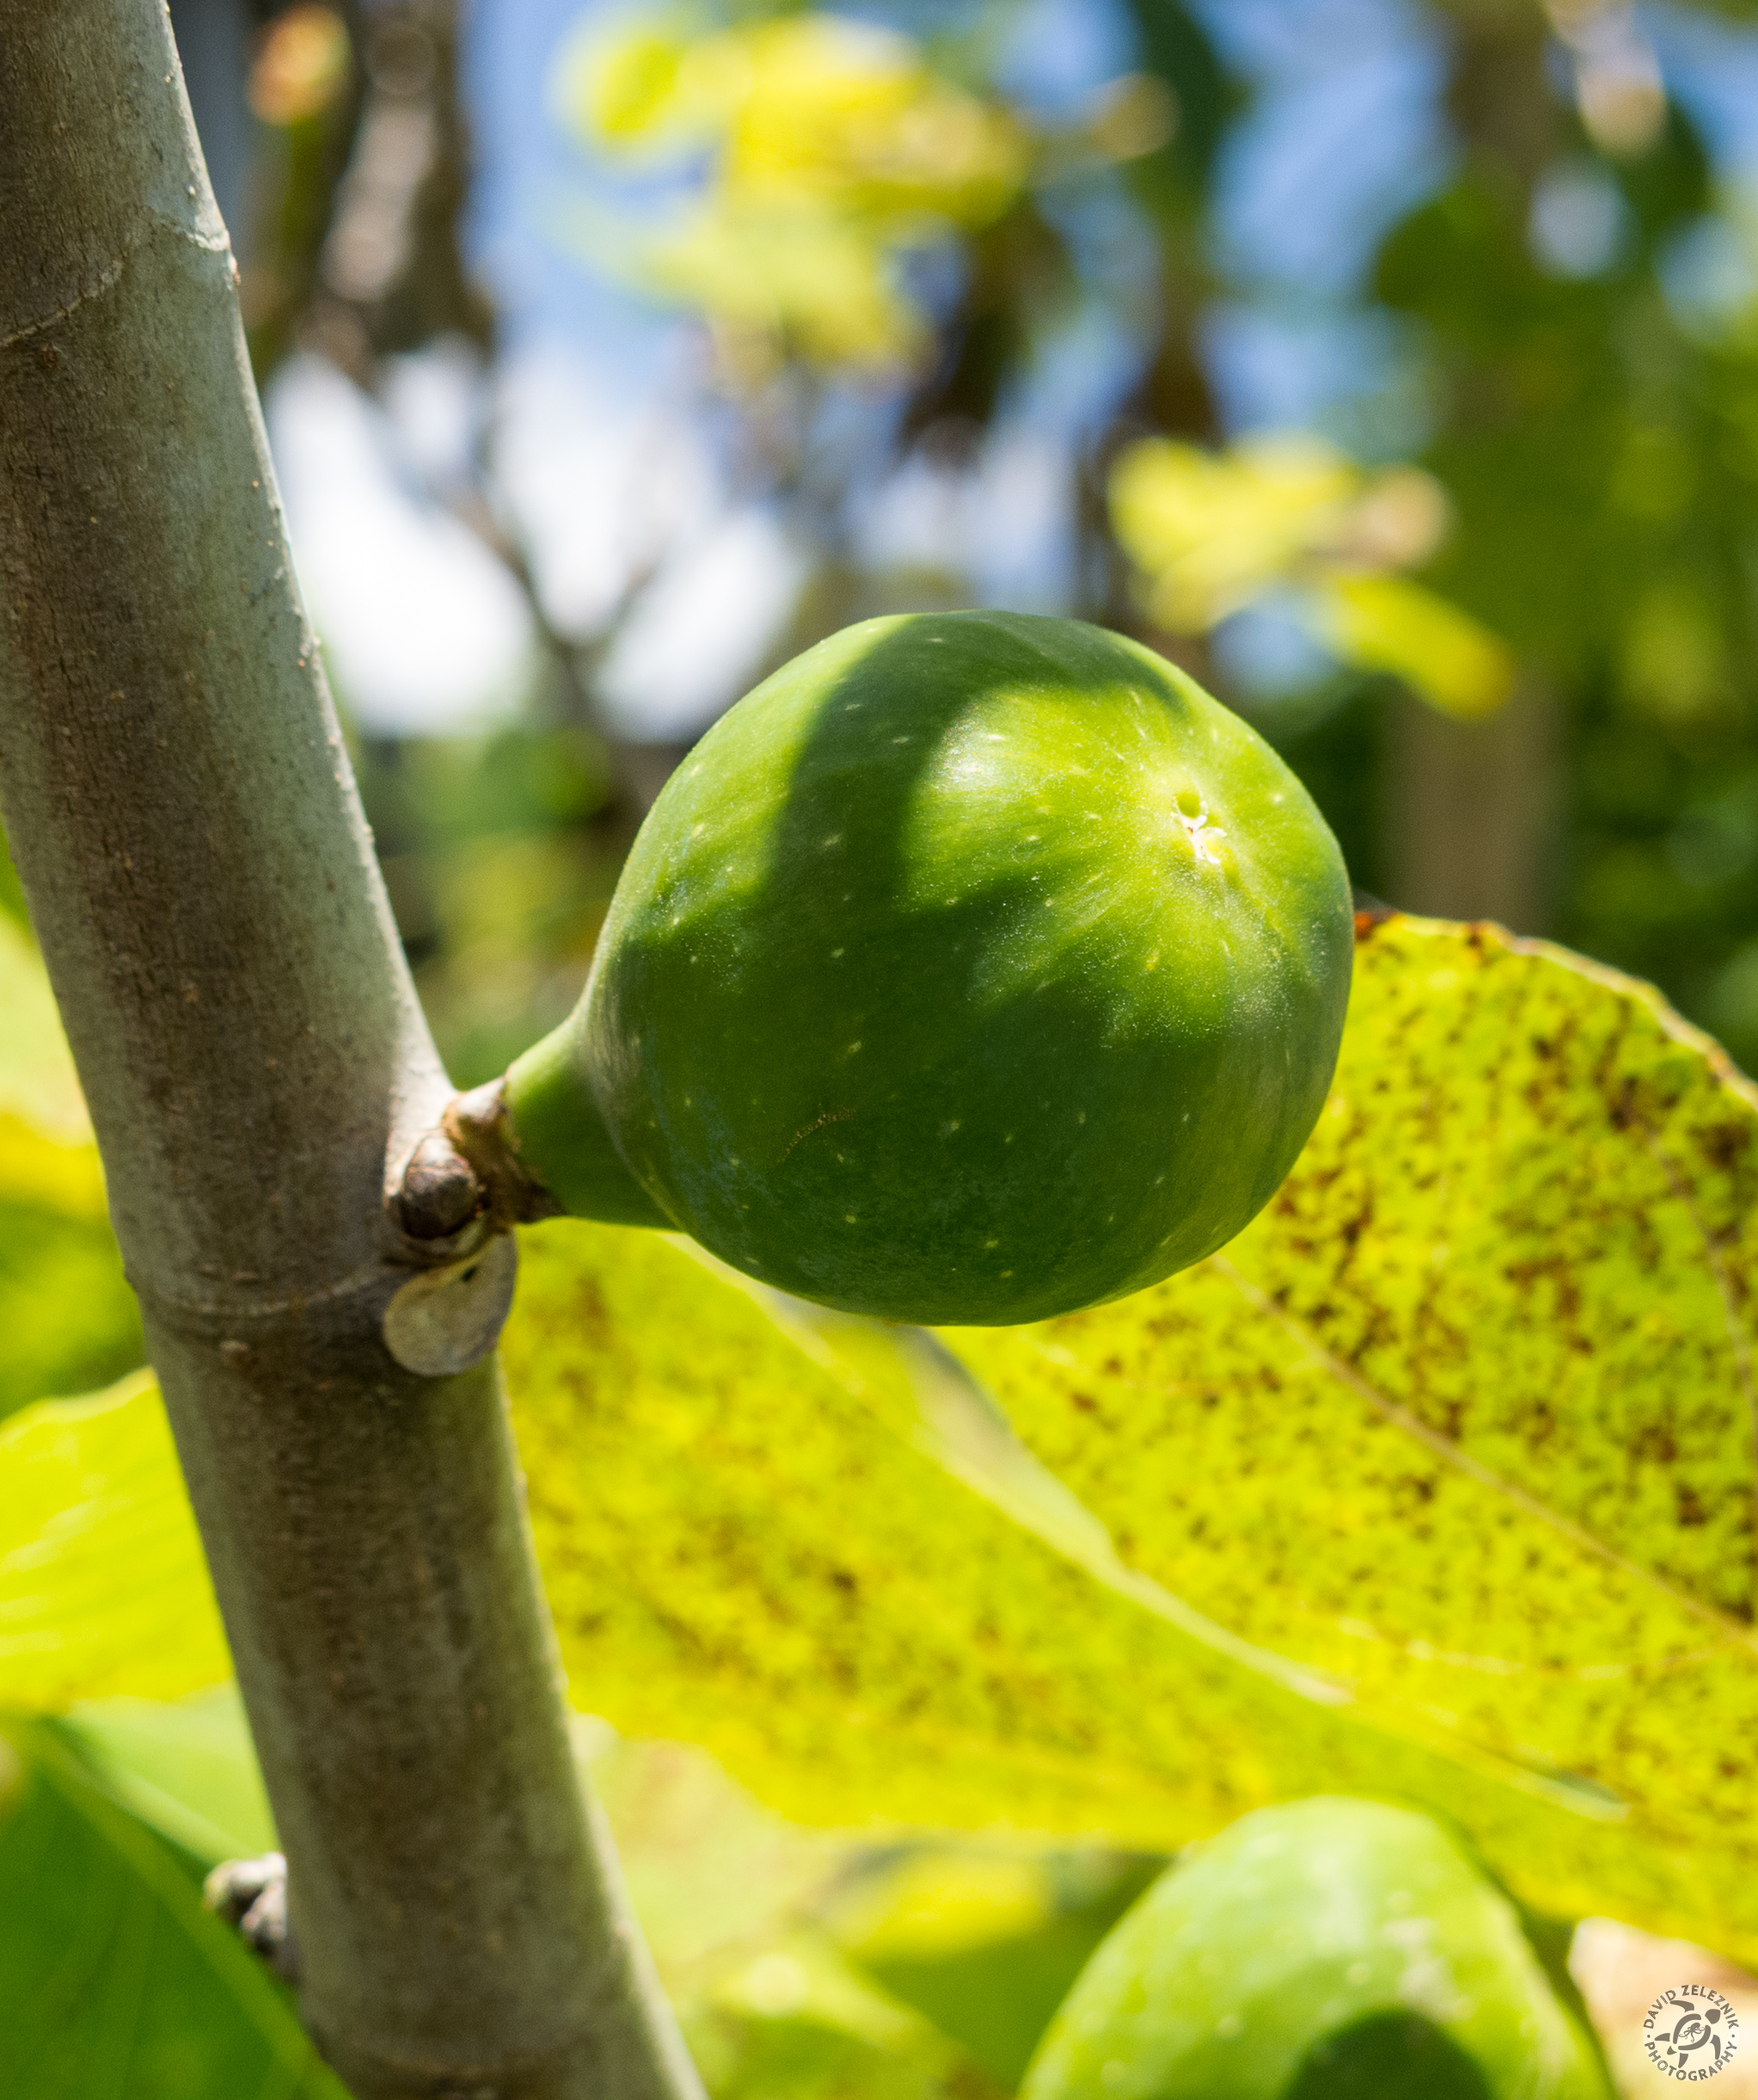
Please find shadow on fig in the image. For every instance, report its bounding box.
[599,610,1345,1321]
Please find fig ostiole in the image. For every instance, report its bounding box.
[501,610,1352,1326]
[1020,1797,1611,2100]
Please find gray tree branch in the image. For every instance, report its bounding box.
[0,5,702,2096]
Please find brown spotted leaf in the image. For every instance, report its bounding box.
[946,916,1758,1946]
[505,917,1758,1962]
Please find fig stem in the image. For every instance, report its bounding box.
[504,1023,674,1229]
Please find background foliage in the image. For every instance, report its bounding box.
[12,0,1744,1089]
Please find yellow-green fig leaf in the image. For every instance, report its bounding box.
[505,918,1758,1960]
[0,1376,229,1711]
[946,916,1758,1930]
[0,921,143,1422]
[9,919,1758,1968]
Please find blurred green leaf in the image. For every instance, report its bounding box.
[0,1721,343,2100]
[46,1679,1014,2100]
[1374,137,1743,691]
[0,911,84,1142]
[559,12,1028,369]
[0,1376,229,1711]
[0,827,26,929]
[1106,435,1510,717]
[1308,572,1515,719]
[686,1932,1002,2100]
[823,1847,1162,2090]
[1110,434,1365,629]
[581,1721,851,2000]
[64,1686,275,1865]
[0,1154,144,1426]
[54,1675,851,1993]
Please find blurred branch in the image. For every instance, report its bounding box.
[1445,1,1559,192]
[1384,4,1564,928]
[263,0,675,841]
[897,198,1075,450]
[242,2,370,377]
[1387,676,1559,927]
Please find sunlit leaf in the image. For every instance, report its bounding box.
[0,914,88,1145]
[568,15,1024,223]
[557,13,1026,368]
[1106,437,1511,719]
[947,915,1758,1952]
[509,1217,1357,1841]
[0,924,143,1421]
[571,24,696,147]
[12,921,1758,1964]
[0,1135,143,1426]
[648,201,926,367]
[501,1240,1731,1962]
[1109,435,1363,630]
[0,1722,343,2100]
[1309,572,1516,719]
[503,918,1758,1962]
[0,1376,229,1711]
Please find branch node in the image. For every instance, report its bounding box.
[384,1083,560,1374]
[393,1080,561,1251]
[399,1130,487,1240]
[204,1852,301,1983]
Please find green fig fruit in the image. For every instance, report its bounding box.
[505,610,1351,1324]
[1020,1798,1611,2100]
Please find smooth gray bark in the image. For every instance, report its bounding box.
[0,6,702,2097]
